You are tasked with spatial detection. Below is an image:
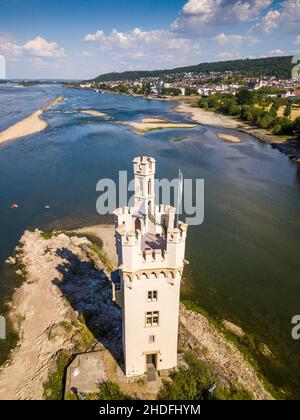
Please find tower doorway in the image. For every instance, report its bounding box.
[146,353,157,370]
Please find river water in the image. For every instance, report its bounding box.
[0,84,300,398]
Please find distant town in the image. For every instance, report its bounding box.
[77,71,300,99]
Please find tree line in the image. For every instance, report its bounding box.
[197,88,300,139]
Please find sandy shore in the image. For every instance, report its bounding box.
[0,224,272,400]
[0,96,64,145]
[118,117,197,134]
[217,132,242,143]
[174,103,244,129]
[79,110,110,118]
[174,103,293,145]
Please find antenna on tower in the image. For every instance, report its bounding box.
[175,169,183,227]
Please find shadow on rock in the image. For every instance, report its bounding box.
[52,247,123,371]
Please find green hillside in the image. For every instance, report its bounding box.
[94,56,294,82]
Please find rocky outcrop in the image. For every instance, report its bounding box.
[179,305,273,400]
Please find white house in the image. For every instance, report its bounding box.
[112,156,188,377]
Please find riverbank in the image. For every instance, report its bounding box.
[118,117,197,135]
[0,96,64,145]
[0,226,272,400]
[174,103,300,162]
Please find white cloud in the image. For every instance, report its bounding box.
[232,0,272,22]
[83,26,203,70]
[171,0,272,35]
[0,33,22,58]
[216,51,243,60]
[215,33,243,44]
[84,30,105,42]
[261,10,281,33]
[82,1,271,71]
[258,0,300,34]
[23,36,64,58]
[215,32,259,45]
[294,35,300,44]
[0,34,65,62]
[267,48,285,56]
[84,27,199,52]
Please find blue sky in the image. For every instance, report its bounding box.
[0,0,299,79]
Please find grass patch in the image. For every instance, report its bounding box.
[159,352,253,400]
[93,382,131,400]
[41,231,58,240]
[64,231,113,271]
[43,351,71,400]
[73,315,96,352]
[67,382,131,401]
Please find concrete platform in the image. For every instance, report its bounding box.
[65,351,107,398]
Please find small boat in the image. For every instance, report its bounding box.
[45,205,50,209]
[11,203,18,209]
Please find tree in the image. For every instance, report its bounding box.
[293,117,300,139]
[198,99,209,109]
[283,101,292,118]
[185,87,198,96]
[236,88,256,106]
[143,83,151,95]
[258,112,275,129]
[270,99,281,116]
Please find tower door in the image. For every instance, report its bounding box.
[146,353,157,370]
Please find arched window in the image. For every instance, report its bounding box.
[135,218,141,232]
[148,179,151,195]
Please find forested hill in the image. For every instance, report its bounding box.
[94,56,293,82]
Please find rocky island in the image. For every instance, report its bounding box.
[0,226,272,400]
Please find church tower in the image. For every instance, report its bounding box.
[112,156,188,377]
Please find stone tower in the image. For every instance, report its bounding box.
[112,156,188,377]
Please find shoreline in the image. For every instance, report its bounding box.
[174,103,300,162]
[0,225,272,400]
[0,95,64,145]
[76,87,300,162]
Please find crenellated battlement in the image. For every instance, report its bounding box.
[133,156,155,176]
